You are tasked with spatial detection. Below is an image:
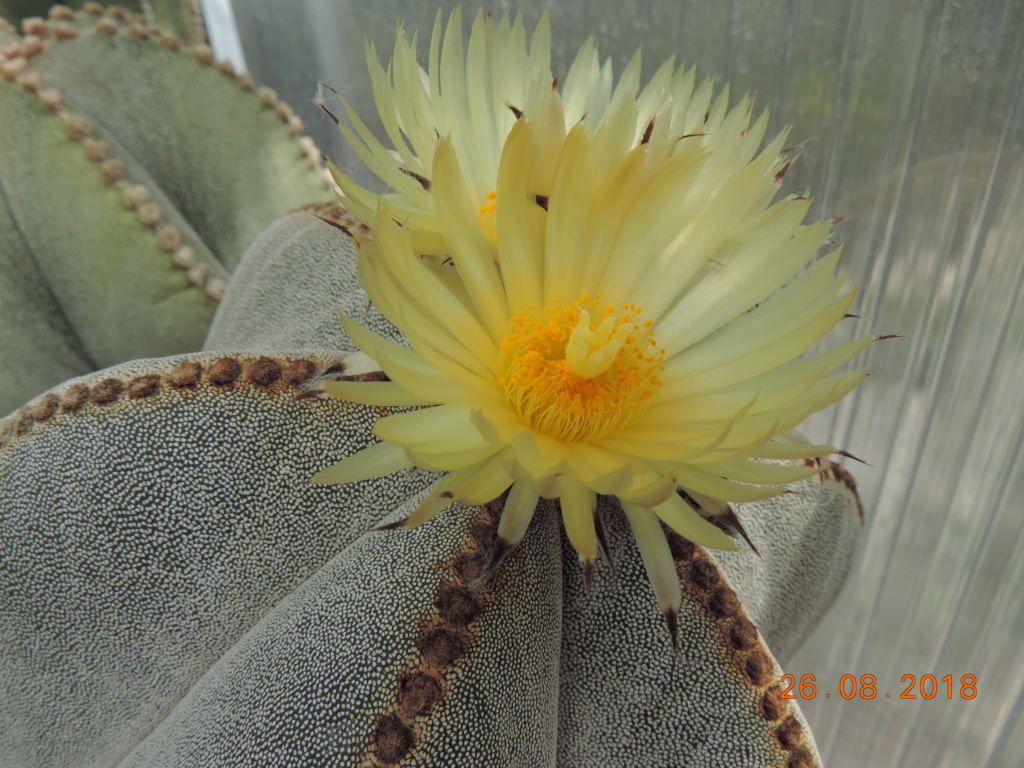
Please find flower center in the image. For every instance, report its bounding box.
[478,191,498,243]
[499,295,665,443]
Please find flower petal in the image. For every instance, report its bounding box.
[558,475,598,562]
[432,139,510,339]
[657,203,834,355]
[673,463,790,502]
[496,121,545,312]
[312,441,412,484]
[324,381,434,407]
[618,472,680,508]
[509,430,569,489]
[478,476,543,580]
[562,443,635,495]
[648,492,738,551]
[340,314,493,404]
[622,502,682,639]
[451,449,515,505]
[495,478,541,548]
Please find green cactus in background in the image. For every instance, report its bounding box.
[0,6,864,767]
[0,3,325,415]
[0,1,206,44]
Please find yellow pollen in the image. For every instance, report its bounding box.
[499,296,664,443]
[478,191,497,243]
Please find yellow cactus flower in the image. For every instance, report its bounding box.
[315,12,874,643]
[327,7,723,256]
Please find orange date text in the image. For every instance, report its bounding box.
[778,674,977,700]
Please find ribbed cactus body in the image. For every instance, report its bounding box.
[0,7,864,767]
[0,202,862,768]
[0,6,326,415]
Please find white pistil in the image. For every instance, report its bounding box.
[565,309,634,378]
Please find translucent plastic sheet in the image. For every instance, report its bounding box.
[223,1,1024,765]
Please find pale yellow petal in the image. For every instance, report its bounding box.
[562,443,636,495]
[340,315,494,404]
[373,404,484,447]
[432,138,509,338]
[658,250,847,374]
[618,473,680,508]
[324,381,434,408]
[673,464,789,502]
[452,449,516,505]
[509,429,568,485]
[496,120,545,312]
[702,458,819,486]
[648,492,738,551]
[404,444,500,472]
[657,204,833,355]
[665,289,857,393]
[312,441,412,484]
[559,475,598,561]
[496,477,541,547]
[748,441,837,461]
[622,502,682,618]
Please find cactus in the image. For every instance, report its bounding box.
[0,3,206,45]
[0,4,326,415]
[0,6,864,767]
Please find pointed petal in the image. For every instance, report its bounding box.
[509,429,568,484]
[479,478,542,580]
[340,315,492,404]
[338,350,382,376]
[703,457,819,486]
[496,121,545,311]
[324,381,434,407]
[559,475,598,561]
[373,404,485,449]
[387,459,492,530]
[648,492,738,551]
[451,450,515,505]
[562,443,635,495]
[312,441,412,484]
[432,138,509,338]
[494,477,541,548]
[622,502,682,644]
[674,464,788,502]
[618,473,680,508]
[749,441,837,460]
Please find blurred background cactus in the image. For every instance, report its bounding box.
[0,1,207,44]
[0,2,326,416]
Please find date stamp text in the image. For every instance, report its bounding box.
[779,674,977,700]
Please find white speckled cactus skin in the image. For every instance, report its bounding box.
[1,202,863,767]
